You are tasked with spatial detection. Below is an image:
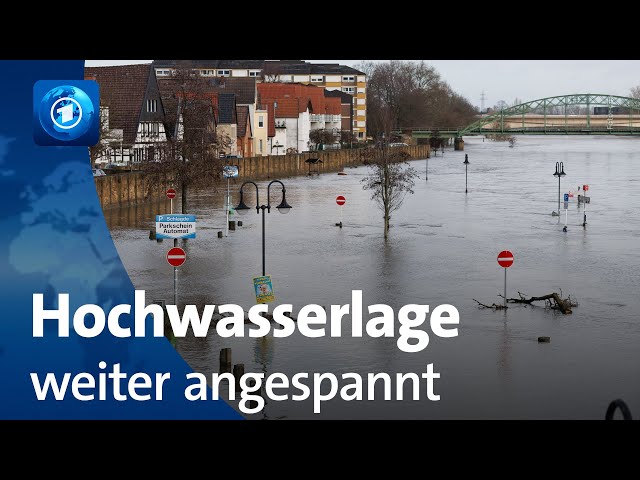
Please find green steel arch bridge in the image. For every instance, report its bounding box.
[399,94,640,148]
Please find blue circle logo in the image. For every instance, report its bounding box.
[38,85,95,141]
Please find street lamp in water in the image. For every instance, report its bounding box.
[235,180,292,276]
[463,154,470,194]
[553,162,566,215]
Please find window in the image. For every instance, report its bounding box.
[342,76,355,82]
[259,139,263,153]
[358,132,364,138]
[311,76,324,82]
[201,69,215,76]
[249,70,261,77]
[342,87,355,94]
[146,99,157,113]
[156,69,170,76]
[217,70,230,77]
[258,116,264,128]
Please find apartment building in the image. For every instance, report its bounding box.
[152,60,367,139]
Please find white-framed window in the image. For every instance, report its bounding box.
[342,76,355,82]
[258,116,264,128]
[311,76,324,82]
[201,69,215,76]
[147,99,157,113]
[217,70,230,77]
[249,70,261,77]
[342,87,355,94]
[156,69,170,76]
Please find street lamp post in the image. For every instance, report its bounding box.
[463,154,470,194]
[426,155,428,181]
[235,180,292,276]
[553,161,566,215]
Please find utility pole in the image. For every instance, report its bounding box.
[480,90,486,114]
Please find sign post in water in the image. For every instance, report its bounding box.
[563,193,569,232]
[497,250,514,309]
[336,195,346,228]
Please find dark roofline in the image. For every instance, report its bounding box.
[152,60,365,76]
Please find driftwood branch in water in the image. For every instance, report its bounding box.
[475,291,577,314]
[473,299,507,310]
[507,291,575,314]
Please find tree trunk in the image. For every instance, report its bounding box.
[384,213,389,239]
[181,181,188,213]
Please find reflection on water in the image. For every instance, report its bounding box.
[108,136,640,419]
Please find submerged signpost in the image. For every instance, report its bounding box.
[223,165,239,237]
[155,214,197,240]
[497,250,514,309]
[157,213,196,307]
[582,184,589,227]
[563,193,569,232]
[336,195,346,228]
[166,247,186,306]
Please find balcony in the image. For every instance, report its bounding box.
[325,115,341,123]
[310,114,324,122]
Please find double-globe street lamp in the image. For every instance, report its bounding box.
[235,180,292,276]
[463,154,469,194]
[553,161,566,215]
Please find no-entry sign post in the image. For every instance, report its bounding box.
[166,188,176,214]
[497,250,514,308]
[167,247,186,306]
[336,195,346,228]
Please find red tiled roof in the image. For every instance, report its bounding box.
[325,96,341,115]
[85,64,152,145]
[262,97,299,118]
[257,82,340,117]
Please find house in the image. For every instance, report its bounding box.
[215,93,238,156]
[258,83,343,153]
[324,90,354,133]
[236,105,253,157]
[153,60,367,139]
[156,77,221,157]
[84,64,167,166]
[201,77,264,156]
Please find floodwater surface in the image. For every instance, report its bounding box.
[105,135,640,419]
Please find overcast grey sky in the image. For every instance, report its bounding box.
[85,59,640,108]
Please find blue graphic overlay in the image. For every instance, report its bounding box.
[0,61,241,419]
[33,80,99,146]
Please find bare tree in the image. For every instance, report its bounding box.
[339,129,356,148]
[429,129,444,156]
[309,128,337,149]
[630,86,640,99]
[358,60,478,137]
[361,146,419,239]
[88,107,113,168]
[142,61,224,212]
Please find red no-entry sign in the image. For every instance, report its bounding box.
[167,247,186,267]
[497,250,514,268]
[336,195,346,206]
[166,188,177,199]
